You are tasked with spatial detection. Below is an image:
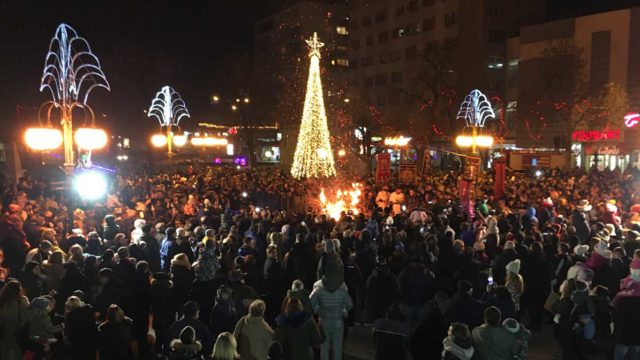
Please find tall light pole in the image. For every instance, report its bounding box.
[148,86,190,157]
[24,23,110,233]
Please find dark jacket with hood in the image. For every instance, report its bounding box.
[274,311,322,360]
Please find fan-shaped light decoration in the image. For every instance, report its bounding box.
[290,33,337,179]
[40,23,110,105]
[148,86,190,127]
[456,89,495,128]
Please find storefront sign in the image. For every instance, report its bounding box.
[597,144,620,155]
[571,130,621,142]
[375,153,391,183]
[625,113,640,128]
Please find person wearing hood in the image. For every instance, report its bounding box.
[26,295,61,356]
[310,266,353,360]
[442,322,474,360]
[168,301,214,356]
[471,306,518,360]
[502,318,531,360]
[365,256,401,323]
[169,326,203,360]
[234,299,274,360]
[275,297,322,360]
[211,285,238,338]
[316,238,345,292]
[161,227,179,272]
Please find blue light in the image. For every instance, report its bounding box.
[457,89,495,128]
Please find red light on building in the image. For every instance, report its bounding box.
[571,130,621,142]
[228,127,238,135]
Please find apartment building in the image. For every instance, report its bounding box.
[508,7,640,169]
[346,0,544,134]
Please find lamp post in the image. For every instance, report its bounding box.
[24,23,110,233]
[148,86,190,157]
[212,94,254,165]
[454,89,496,157]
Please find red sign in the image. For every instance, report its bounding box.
[376,153,391,183]
[625,113,640,128]
[399,164,416,184]
[571,130,621,142]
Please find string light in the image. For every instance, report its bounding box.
[291,33,336,179]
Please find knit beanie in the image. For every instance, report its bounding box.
[506,259,521,274]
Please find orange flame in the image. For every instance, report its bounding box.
[319,183,362,220]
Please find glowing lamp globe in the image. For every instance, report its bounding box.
[74,171,108,200]
[172,135,187,147]
[455,135,473,148]
[151,134,167,147]
[475,135,494,148]
[75,128,108,150]
[25,128,63,150]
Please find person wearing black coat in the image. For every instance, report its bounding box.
[102,214,121,243]
[64,298,98,360]
[284,235,315,289]
[95,268,128,320]
[444,280,487,329]
[521,242,551,330]
[140,224,161,273]
[210,286,237,338]
[170,254,195,317]
[613,295,640,359]
[493,244,519,286]
[263,246,288,325]
[131,261,151,357]
[55,262,90,314]
[365,257,401,322]
[97,305,136,360]
[150,272,175,354]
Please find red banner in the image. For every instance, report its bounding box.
[376,153,391,183]
[465,156,481,180]
[494,157,506,198]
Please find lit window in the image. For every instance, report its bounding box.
[509,58,520,67]
[336,26,349,35]
[336,59,349,66]
[123,138,130,148]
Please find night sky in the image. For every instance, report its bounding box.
[0,1,271,137]
[2,0,640,139]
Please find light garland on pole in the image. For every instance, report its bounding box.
[290,32,337,179]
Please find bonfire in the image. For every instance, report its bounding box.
[319,183,363,220]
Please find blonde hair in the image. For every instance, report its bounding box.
[65,296,83,314]
[211,332,238,360]
[248,299,266,318]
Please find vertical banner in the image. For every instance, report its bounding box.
[420,148,430,177]
[465,156,481,180]
[494,157,506,198]
[399,164,417,184]
[376,153,391,183]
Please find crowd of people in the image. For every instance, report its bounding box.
[0,164,639,360]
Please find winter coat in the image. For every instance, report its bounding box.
[97,318,135,359]
[149,278,175,337]
[572,211,590,243]
[141,233,162,273]
[0,296,29,360]
[168,317,214,355]
[316,252,345,292]
[171,265,195,314]
[310,280,353,323]
[613,295,640,345]
[445,292,487,329]
[398,264,436,307]
[210,297,237,337]
[26,305,58,341]
[493,249,518,285]
[234,315,274,360]
[194,247,220,282]
[64,304,98,359]
[286,288,313,314]
[365,268,401,321]
[471,324,519,360]
[55,267,90,314]
[442,336,474,360]
[161,239,179,272]
[274,311,322,360]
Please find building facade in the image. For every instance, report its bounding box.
[509,7,640,170]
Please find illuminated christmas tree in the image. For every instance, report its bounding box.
[291,33,337,179]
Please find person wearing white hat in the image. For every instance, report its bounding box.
[505,260,524,312]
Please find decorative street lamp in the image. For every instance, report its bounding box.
[148,86,190,157]
[24,23,110,233]
[455,89,495,155]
